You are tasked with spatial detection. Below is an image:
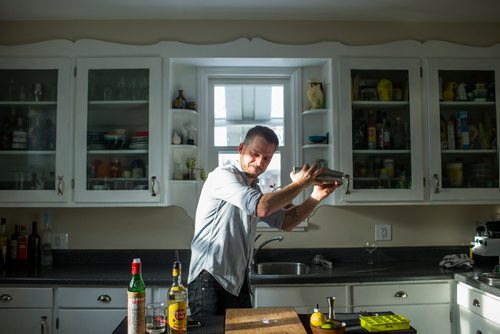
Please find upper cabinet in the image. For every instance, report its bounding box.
[0,58,72,204]
[426,58,500,201]
[338,58,424,202]
[73,57,163,204]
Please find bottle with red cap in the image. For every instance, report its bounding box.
[128,258,146,334]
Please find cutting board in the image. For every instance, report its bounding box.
[225,307,307,334]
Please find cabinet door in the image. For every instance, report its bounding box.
[0,308,52,334]
[427,59,500,201]
[74,57,162,203]
[338,58,424,202]
[57,309,125,334]
[0,58,71,204]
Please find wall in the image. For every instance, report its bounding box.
[1,20,499,249]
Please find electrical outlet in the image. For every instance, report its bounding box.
[375,224,392,241]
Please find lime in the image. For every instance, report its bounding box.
[321,323,333,329]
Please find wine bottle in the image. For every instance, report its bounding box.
[17,225,29,266]
[167,252,187,334]
[128,258,146,334]
[28,221,41,267]
[9,224,19,266]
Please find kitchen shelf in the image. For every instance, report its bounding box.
[303,108,328,115]
[87,149,148,155]
[303,144,329,149]
[352,101,409,109]
[0,101,57,106]
[0,150,57,155]
[353,149,411,155]
[441,149,497,154]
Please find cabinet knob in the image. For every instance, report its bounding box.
[345,174,351,195]
[0,294,12,302]
[394,291,408,298]
[433,173,440,194]
[57,175,64,196]
[151,176,159,197]
[476,331,482,334]
[97,294,112,303]
[472,299,481,307]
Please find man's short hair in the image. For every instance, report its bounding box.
[243,125,279,149]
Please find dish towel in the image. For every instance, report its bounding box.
[439,254,474,269]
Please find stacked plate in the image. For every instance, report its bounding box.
[129,134,148,150]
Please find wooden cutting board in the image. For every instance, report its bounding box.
[225,307,307,334]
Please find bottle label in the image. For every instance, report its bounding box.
[128,291,146,334]
[17,237,28,260]
[168,301,187,331]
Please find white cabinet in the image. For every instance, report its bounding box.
[0,57,72,205]
[73,57,163,204]
[352,281,452,334]
[0,287,53,334]
[337,57,424,203]
[456,282,500,334]
[253,284,348,314]
[426,59,500,201]
[55,286,152,334]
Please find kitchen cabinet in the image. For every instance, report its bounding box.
[73,57,163,204]
[55,286,152,334]
[0,57,72,205]
[337,58,424,202]
[352,280,452,334]
[426,59,500,201]
[253,284,348,314]
[0,287,53,333]
[456,282,500,334]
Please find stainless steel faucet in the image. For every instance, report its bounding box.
[253,235,284,259]
[313,254,333,270]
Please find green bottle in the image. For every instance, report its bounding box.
[128,258,146,334]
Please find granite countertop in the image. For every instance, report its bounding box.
[0,247,498,295]
[454,271,500,297]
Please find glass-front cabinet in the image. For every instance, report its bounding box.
[427,59,499,201]
[338,58,424,202]
[74,57,162,203]
[0,58,71,203]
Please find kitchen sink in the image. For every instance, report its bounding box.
[477,272,500,286]
[253,262,316,276]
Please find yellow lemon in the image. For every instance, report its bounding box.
[310,311,326,327]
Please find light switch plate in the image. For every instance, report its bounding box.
[375,224,392,241]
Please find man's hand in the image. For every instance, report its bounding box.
[311,181,341,201]
[290,164,323,186]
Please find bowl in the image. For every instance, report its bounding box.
[309,135,327,144]
[310,320,346,334]
[104,134,128,149]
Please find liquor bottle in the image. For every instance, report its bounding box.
[0,218,7,267]
[367,110,377,150]
[17,225,29,266]
[9,224,20,266]
[28,221,41,267]
[392,116,405,149]
[11,116,28,150]
[383,120,391,149]
[167,253,187,334]
[128,258,146,334]
[41,213,53,266]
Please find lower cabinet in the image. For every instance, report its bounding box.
[253,284,349,314]
[456,282,500,334]
[0,287,53,334]
[351,281,452,334]
[55,287,152,334]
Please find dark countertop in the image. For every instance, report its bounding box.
[454,271,500,297]
[0,247,497,290]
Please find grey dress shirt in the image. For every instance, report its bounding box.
[188,161,285,296]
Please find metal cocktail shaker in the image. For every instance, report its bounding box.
[293,166,345,184]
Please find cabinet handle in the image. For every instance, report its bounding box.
[97,294,112,303]
[476,331,482,334]
[394,291,408,298]
[57,175,64,196]
[345,174,351,195]
[472,299,481,307]
[0,294,12,302]
[151,176,159,197]
[433,173,440,194]
[41,316,48,334]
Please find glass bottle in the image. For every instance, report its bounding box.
[172,90,187,109]
[17,225,29,266]
[392,116,404,149]
[128,258,146,334]
[11,116,28,150]
[28,221,41,267]
[9,224,19,266]
[167,253,187,334]
[367,110,377,150]
[41,213,53,266]
[0,218,7,267]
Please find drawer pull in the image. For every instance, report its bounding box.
[472,299,481,307]
[476,331,482,334]
[41,316,48,334]
[0,294,12,302]
[394,291,408,298]
[97,294,112,303]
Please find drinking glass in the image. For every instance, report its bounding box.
[33,83,43,101]
[146,302,166,334]
[363,241,377,265]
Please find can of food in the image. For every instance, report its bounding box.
[447,162,463,187]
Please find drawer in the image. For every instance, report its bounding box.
[353,281,450,306]
[457,282,500,325]
[57,287,152,308]
[0,287,53,308]
[458,306,500,333]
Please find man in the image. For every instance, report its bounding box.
[187,125,340,316]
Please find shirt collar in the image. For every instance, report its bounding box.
[235,160,259,187]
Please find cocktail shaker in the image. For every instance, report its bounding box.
[293,166,345,184]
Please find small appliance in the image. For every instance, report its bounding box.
[472,220,500,257]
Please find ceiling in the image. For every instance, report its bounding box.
[1,0,500,22]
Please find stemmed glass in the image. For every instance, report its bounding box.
[33,83,42,101]
[363,241,377,265]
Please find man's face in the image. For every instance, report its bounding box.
[239,136,276,180]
